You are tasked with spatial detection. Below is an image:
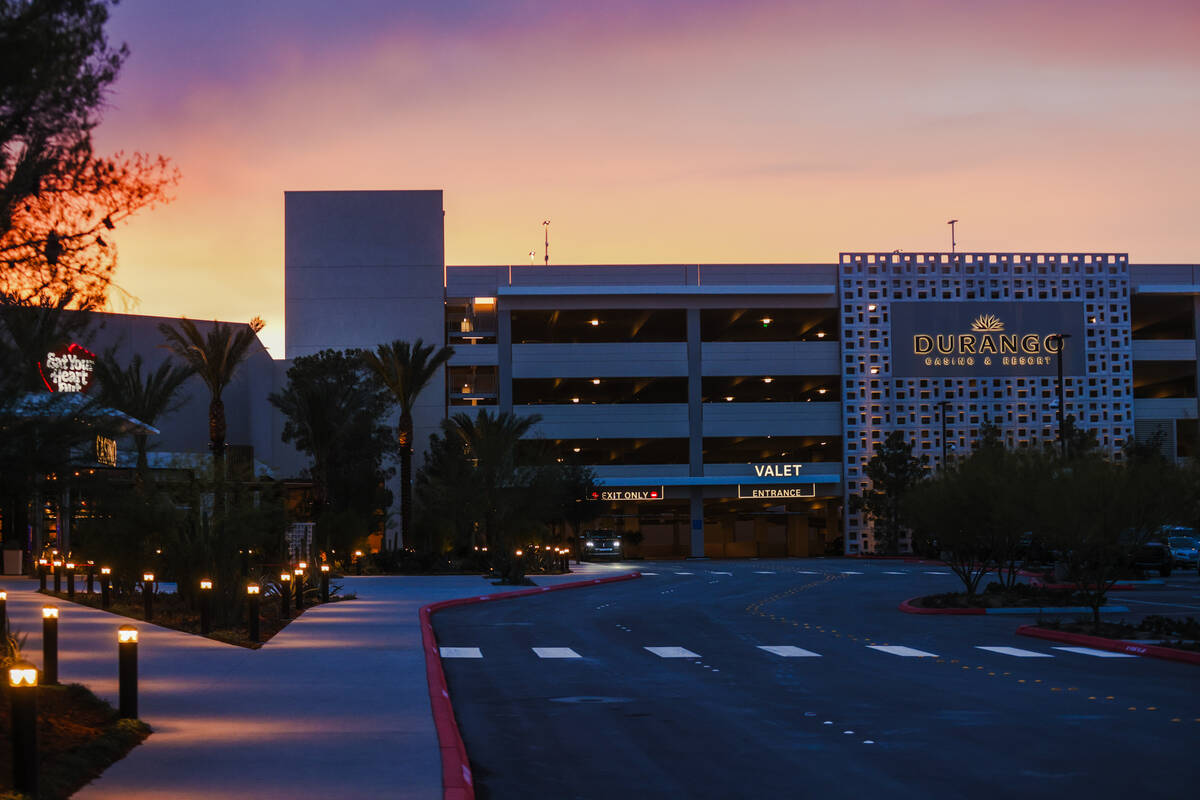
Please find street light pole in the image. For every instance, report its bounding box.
[1053,333,1071,459]
[937,400,951,468]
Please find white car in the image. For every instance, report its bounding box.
[1168,535,1199,570]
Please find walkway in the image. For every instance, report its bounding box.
[0,562,633,799]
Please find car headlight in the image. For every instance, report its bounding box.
[586,541,594,548]
[612,541,620,548]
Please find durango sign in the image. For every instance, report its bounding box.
[891,302,1084,377]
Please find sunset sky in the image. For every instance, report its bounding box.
[95,0,1200,356]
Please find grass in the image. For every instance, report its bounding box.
[0,682,150,800]
[38,585,355,649]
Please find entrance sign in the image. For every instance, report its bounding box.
[590,487,663,502]
[891,302,1084,377]
[39,343,96,393]
[738,484,815,499]
[95,436,118,466]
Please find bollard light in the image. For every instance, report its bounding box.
[298,561,307,570]
[8,659,38,796]
[294,568,305,610]
[199,579,213,635]
[52,559,62,593]
[66,561,76,598]
[246,584,261,643]
[319,564,331,604]
[100,566,112,609]
[42,605,59,685]
[37,558,48,591]
[118,625,138,719]
[86,561,96,594]
[515,549,523,557]
[142,572,155,622]
[354,549,364,576]
[279,573,291,619]
[0,589,6,640]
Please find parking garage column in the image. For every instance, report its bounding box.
[687,307,705,558]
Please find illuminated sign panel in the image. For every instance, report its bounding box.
[590,487,663,501]
[95,436,117,466]
[737,484,815,499]
[38,343,96,393]
[890,302,1085,377]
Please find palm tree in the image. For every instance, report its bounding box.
[361,338,453,552]
[94,353,194,474]
[447,409,539,551]
[157,317,265,473]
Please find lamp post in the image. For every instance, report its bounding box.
[142,572,155,621]
[118,625,138,719]
[199,579,213,635]
[320,564,330,603]
[66,561,76,599]
[246,584,261,643]
[936,400,952,468]
[1052,333,1072,459]
[8,659,39,797]
[100,566,112,609]
[279,572,291,620]
[42,605,59,685]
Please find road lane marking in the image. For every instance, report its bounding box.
[440,647,483,658]
[867,645,939,658]
[841,571,864,574]
[1052,647,1137,658]
[674,572,694,575]
[883,571,907,575]
[753,571,776,574]
[641,572,659,575]
[796,570,820,574]
[975,646,1053,658]
[758,646,822,658]
[710,571,733,575]
[923,571,951,575]
[533,647,582,659]
[645,646,701,658]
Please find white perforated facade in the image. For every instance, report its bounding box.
[838,252,1134,554]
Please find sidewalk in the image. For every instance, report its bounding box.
[1,562,634,799]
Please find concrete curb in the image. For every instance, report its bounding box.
[899,597,1129,616]
[420,572,642,800]
[1016,625,1200,666]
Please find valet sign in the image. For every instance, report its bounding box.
[891,302,1085,377]
[39,343,96,393]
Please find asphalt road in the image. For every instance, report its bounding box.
[434,560,1200,800]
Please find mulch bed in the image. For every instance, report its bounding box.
[0,682,150,800]
[910,586,1084,609]
[38,587,353,649]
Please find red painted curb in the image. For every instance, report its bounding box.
[1016,625,1200,666]
[898,597,985,615]
[421,571,642,800]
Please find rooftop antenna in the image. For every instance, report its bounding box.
[542,220,550,266]
[947,219,958,253]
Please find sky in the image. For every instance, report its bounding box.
[94,0,1200,357]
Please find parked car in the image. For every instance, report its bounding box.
[1131,540,1173,577]
[582,529,623,561]
[1165,530,1199,571]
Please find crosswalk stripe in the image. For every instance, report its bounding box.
[976,646,1053,658]
[641,572,659,576]
[753,571,776,574]
[674,572,694,575]
[1052,646,1137,659]
[440,647,483,658]
[867,645,938,658]
[841,570,864,574]
[645,646,701,658]
[711,571,733,575]
[758,645,821,658]
[923,571,951,575]
[883,571,907,575]
[533,647,581,659]
[796,570,820,574]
